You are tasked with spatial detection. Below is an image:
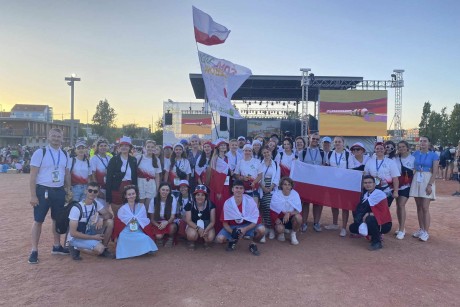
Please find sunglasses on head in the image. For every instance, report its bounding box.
[87,189,99,194]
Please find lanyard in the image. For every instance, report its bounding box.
[334,152,343,167]
[375,158,385,173]
[83,203,95,221]
[418,152,428,171]
[48,147,61,170]
[309,148,319,163]
[175,159,182,171]
[97,154,108,169]
[264,161,271,178]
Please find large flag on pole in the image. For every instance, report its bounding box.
[193,6,231,46]
[198,51,251,119]
[290,160,362,211]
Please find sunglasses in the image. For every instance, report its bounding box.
[87,189,99,194]
[311,138,320,140]
[385,146,395,151]
[195,185,207,192]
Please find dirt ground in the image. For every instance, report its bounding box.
[1,174,459,307]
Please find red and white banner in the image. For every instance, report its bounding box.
[198,51,251,119]
[210,157,229,194]
[290,160,362,210]
[366,189,392,225]
[193,6,230,46]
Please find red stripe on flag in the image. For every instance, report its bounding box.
[370,201,392,225]
[194,28,226,46]
[293,181,361,211]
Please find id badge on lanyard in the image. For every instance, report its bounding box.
[52,170,60,182]
[197,219,205,229]
[129,219,138,232]
[224,176,230,186]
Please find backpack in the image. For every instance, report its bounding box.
[55,201,83,234]
[39,147,68,167]
[301,148,325,163]
[328,151,350,169]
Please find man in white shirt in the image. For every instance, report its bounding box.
[28,128,71,264]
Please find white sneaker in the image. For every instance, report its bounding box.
[339,228,347,237]
[290,232,299,245]
[313,223,322,232]
[277,233,286,242]
[325,224,339,230]
[394,230,400,236]
[260,235,266,243]
[301,223,308,232]
[419,231,430,242]
[268,228,275,240]
[412,229,423,238]
[396,230,405,240]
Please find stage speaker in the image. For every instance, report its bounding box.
[220,116,228,131]
[164,113,172,125]
[230,118,247,139]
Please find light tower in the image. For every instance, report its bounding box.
[300,68,311,137]
[392,69,404,141]
[65,74,81,146]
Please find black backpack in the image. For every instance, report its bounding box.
[55,201,83,234]
[39,147,68,167]
[70,156,90,172]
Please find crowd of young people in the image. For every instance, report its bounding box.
[27,128,447,263]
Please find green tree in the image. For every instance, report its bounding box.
[438,107,449,146]
[92,99,117,141]
[122,124,142,138]
[448,103,460,144]
[149,117,163,145]
[427,111,442,145]
[418,101,431,137]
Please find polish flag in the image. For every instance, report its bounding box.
[193,6,230,46]
[366,189,392,225]
[210,157,229,195]
[290,160,362,210]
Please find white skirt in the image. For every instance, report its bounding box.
[409,171,435,200]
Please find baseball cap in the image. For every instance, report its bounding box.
[322,137,332,143]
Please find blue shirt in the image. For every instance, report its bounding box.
[412,150,438,172]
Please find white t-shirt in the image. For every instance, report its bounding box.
[120,156,132,181]
[67,157,91,185]
[226,151,243,171]
[258,160,277,179]
[328,150,351,169]
[68,200,104,241]
[364,157,401,186]
[148,198,178,220]
[136,154,162,179]
[30,146,68,187]
[235,158,262,179]
[170,158,191,175]
[395,155,415,189]
[349,154,370,170]
[275,151,297,170]
[163,158,171,173]
[90,154,111,187]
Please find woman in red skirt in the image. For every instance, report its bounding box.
[148,182,177,247]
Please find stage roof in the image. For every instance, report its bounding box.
[189,74,363,101]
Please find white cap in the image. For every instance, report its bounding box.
[119,136,132,146]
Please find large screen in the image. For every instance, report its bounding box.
[181,114,212,134]
[319,90,387,136]
[247,119,281,138]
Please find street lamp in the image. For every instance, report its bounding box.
[65,74,81,146]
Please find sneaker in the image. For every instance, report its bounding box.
[249,243,260,256]
[28,251,39,264]
[325,224,339,230]
[339,228,347,237]
[51,245,70,255]
[69,245,82,261]
[419,231,430,242]
[268,228,275,240]
[243,235,251,240]
[396,230,405,240]
[260,235,266,244]
[99,248,115,259]
[277,233,286,242]
[226,240,237,252]
[313,223,322,232]
[394,230,400,236]
[452,191,460,196]
[368,242,383,251]
[290,232,299,245]
[412,229,424,238]
[301,223,308,232]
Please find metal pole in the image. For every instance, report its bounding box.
[70,81,75,145]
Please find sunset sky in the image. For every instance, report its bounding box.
[1,0,459,130]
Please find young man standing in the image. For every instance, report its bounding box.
[68,182,114,260]
[90,138,112,207]
[28,128,70,264]
[216,180,265,256]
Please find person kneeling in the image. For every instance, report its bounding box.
[270,177,303,245]
[113,185,158,259]
[349,175,392,251]
[68,182,114,260]
[185,185,216,250]
[215,180,265,256]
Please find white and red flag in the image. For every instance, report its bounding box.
[193,6,230,46]
[210,156,229,195]
[365,189,392,225]
[290,160,362,211]
[198,51,251,119]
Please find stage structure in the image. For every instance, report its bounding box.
[187,70,404,140]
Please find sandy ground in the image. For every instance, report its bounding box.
[0,174,459,307]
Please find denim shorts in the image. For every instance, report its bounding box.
[217,223,264,241]
[34,185,66,223]
[244,190,260,198]
[69,238,100,250]
[71,184,87,202]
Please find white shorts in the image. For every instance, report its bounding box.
[138,177,157,199]
[409,172,436,200]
